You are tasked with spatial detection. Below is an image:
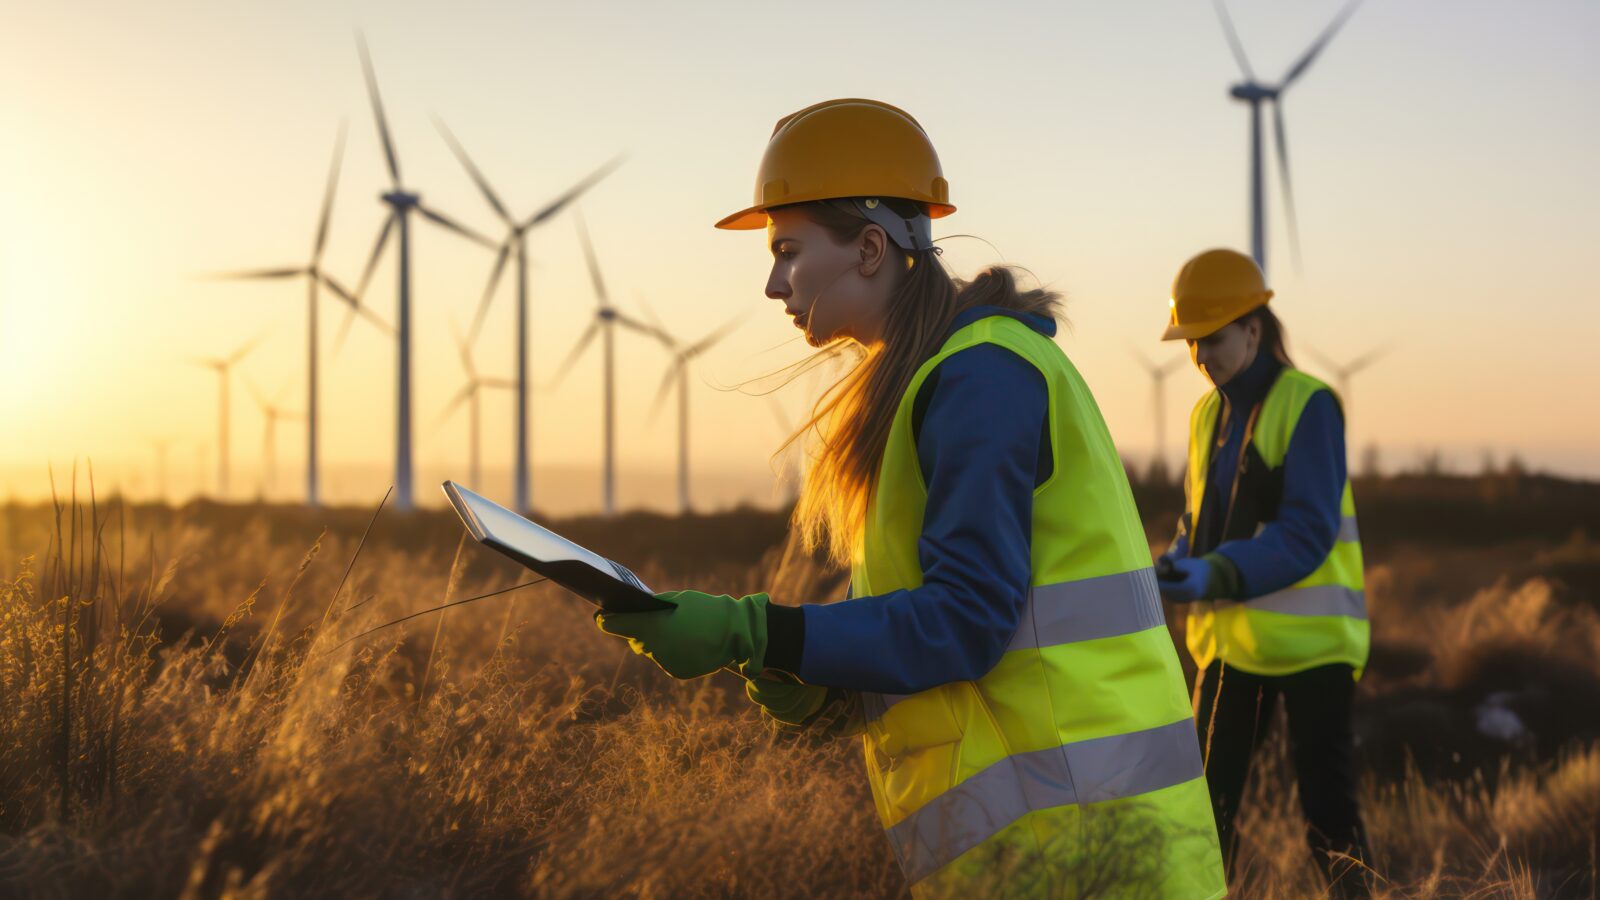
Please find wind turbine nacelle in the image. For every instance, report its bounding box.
[381,190,420,208]
[1229,82,1277,102]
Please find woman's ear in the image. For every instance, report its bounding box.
[858,225,888,277]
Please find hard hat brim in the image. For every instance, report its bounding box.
[715,200,957,231]
[1160,294,1273,341]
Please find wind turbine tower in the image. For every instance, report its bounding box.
[434,116,623,514]
[1213,0,1362,273]
[354,35,497,510]
[192,336,260,501]
[210,124,389,507]
[437,325,515,491]
[1129,346,1189,481]
[643,316,741,514]
[549,211,666,517]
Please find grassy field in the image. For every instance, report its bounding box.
[2,470,1598,898]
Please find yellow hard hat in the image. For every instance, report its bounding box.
[1161,248,1275,341]
[715,98,955,230]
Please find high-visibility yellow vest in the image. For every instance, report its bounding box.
[1182,367,1369,677]
[853,315,1225,898]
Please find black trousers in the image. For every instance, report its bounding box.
[1194,661,1372,893]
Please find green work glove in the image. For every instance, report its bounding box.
[596,590,769,680]
[746,674,829,728]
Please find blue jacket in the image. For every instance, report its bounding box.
[765,306,1053,694]
[1171,350,1348,598]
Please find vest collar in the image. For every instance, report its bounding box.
[946,305,1057,341]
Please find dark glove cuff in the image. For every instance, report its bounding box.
[763,602,806,675]
[1201,552,1242,600]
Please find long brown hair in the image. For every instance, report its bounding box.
[780,200,1062,566]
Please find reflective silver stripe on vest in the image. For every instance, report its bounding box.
[1007,568,1167,652]
[1232,584,1367,620]
[886,717,1205,884]
[1339,515,1359,543]
[860,570,1168,723]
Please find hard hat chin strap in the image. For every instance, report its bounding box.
[825,198,935,253]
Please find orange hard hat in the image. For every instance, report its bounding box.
[1161,249,1274,341]
[715,98,955,230]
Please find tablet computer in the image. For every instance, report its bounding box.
[442,481,672,614]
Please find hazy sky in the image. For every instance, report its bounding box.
[3,0,1596,511]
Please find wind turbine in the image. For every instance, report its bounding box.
[246,378,303,501]
[549,211,666,517]
[435,325,516,491]
[351,34,498,511]
[1212,0,1362,273]
[433,116,624,514]
[1305,343,1389,416]
[641,315,742,514]
[191,336,261,500]
[1128,344,1189,482]
[208,123,390,508]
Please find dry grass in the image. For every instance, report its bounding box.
[0,474,1597,898]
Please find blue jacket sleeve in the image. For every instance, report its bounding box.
[797,344,1044,694]
[1213,391,1346,597]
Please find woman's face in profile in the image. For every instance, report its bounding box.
[763,207,891,347]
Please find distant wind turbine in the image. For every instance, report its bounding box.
[767,396,803,505]
[246,378,303,501]
[208,123,389,508]
[434,115,623,514]
[191,336,261,500]
[1305,343,1389,416]
[1213,0,1363,273]
[1128,344,1189,480]
[435,324,516,491]
[548,211,667,517]
[641,313,743,514]
[350,33,499,511]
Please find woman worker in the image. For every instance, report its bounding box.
[1155,248,1371,893]
[595,98,1225,898]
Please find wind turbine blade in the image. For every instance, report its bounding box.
[481,378,517,390]
[467,239,511,343]
[524,155,627,229]
[1159,356,1188,377]
[1124,341,1157,375]
[244,375,270,411]
[431,115,512,226]
[356,33,401,187]
[332,305,359,356]
[547,321,600,390]
[573,211,611,310]
[685,314,745,359]
[1280,0,1362,89]
[614,312,670,346]
[1270,101,1304,272]
[1346,343,1391,374]
[417,203,497,249]
[644,363,679,429]
[356,213,396,299]
[229,334,265,366]
[633,294,675,348]
[1211,0,1256,81]
[312,120,347,264]
[209,267,305,280]
[321,273,394,334]
[433,385,473,431]
[1302,344,1340,373]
